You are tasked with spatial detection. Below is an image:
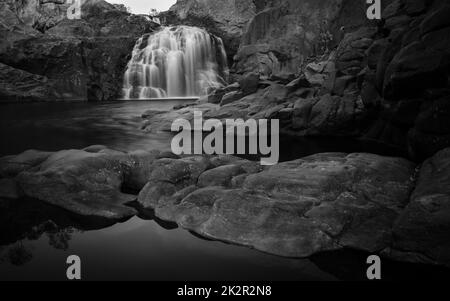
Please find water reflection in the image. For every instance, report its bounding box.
[0,197,338,281]
[0,101,183,157]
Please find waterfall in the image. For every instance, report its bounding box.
[123,26,229,99]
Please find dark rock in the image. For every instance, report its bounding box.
[269,72,297,84]
[220,90,247,106]
[238,72,260,95]
[420,4,450,35]
[408,94,450,159]
[290,93,365,136]
[0,62,54,102]
[0,150,53,178]
[0,147,155,220]
[233,0,373,76]
[392,148,450,267]
[286,76,310,92]
[383,40,449,100]
[333,75,356,96]
[14,149,137,219]
[366,39,389,69]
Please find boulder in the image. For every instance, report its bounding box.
[238,72,260,95]
[0,150,53,178]
[138,152,416,258]
[13,149,137,220]
[220,91,245,106]
[290,93,366,136]
[0,147,176,220]
[391,148,450,267]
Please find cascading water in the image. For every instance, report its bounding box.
[123,26,229,99]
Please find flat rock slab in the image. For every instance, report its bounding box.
[138,152,417,258]
[0,146,175,221]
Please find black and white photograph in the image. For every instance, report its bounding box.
[0,0,449,287]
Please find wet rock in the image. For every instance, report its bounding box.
[122,150,162,192]
[1,148,138,220]
[138,152,416,258]
[391,148,450,267]
[0,150,53,178]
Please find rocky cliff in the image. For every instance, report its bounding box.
[234,0,377,77]
[0,0,158,102]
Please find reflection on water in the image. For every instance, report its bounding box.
[0,101,181,157]
[0,198,336,281]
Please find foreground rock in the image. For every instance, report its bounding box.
[137,152,416,258]
[1,146,450,267]
[0,146,176,220]
[388,148,450,266]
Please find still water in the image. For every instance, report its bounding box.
[0,101,447,281]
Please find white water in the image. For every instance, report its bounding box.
[123,26,228,99]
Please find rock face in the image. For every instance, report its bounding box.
[233,0,377,77]
[0,62,53,102]
[390,148,450,267]
[0,0,158,102]
[361,0,450,160]
[4,0,69,32]
[162,0,256,61]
